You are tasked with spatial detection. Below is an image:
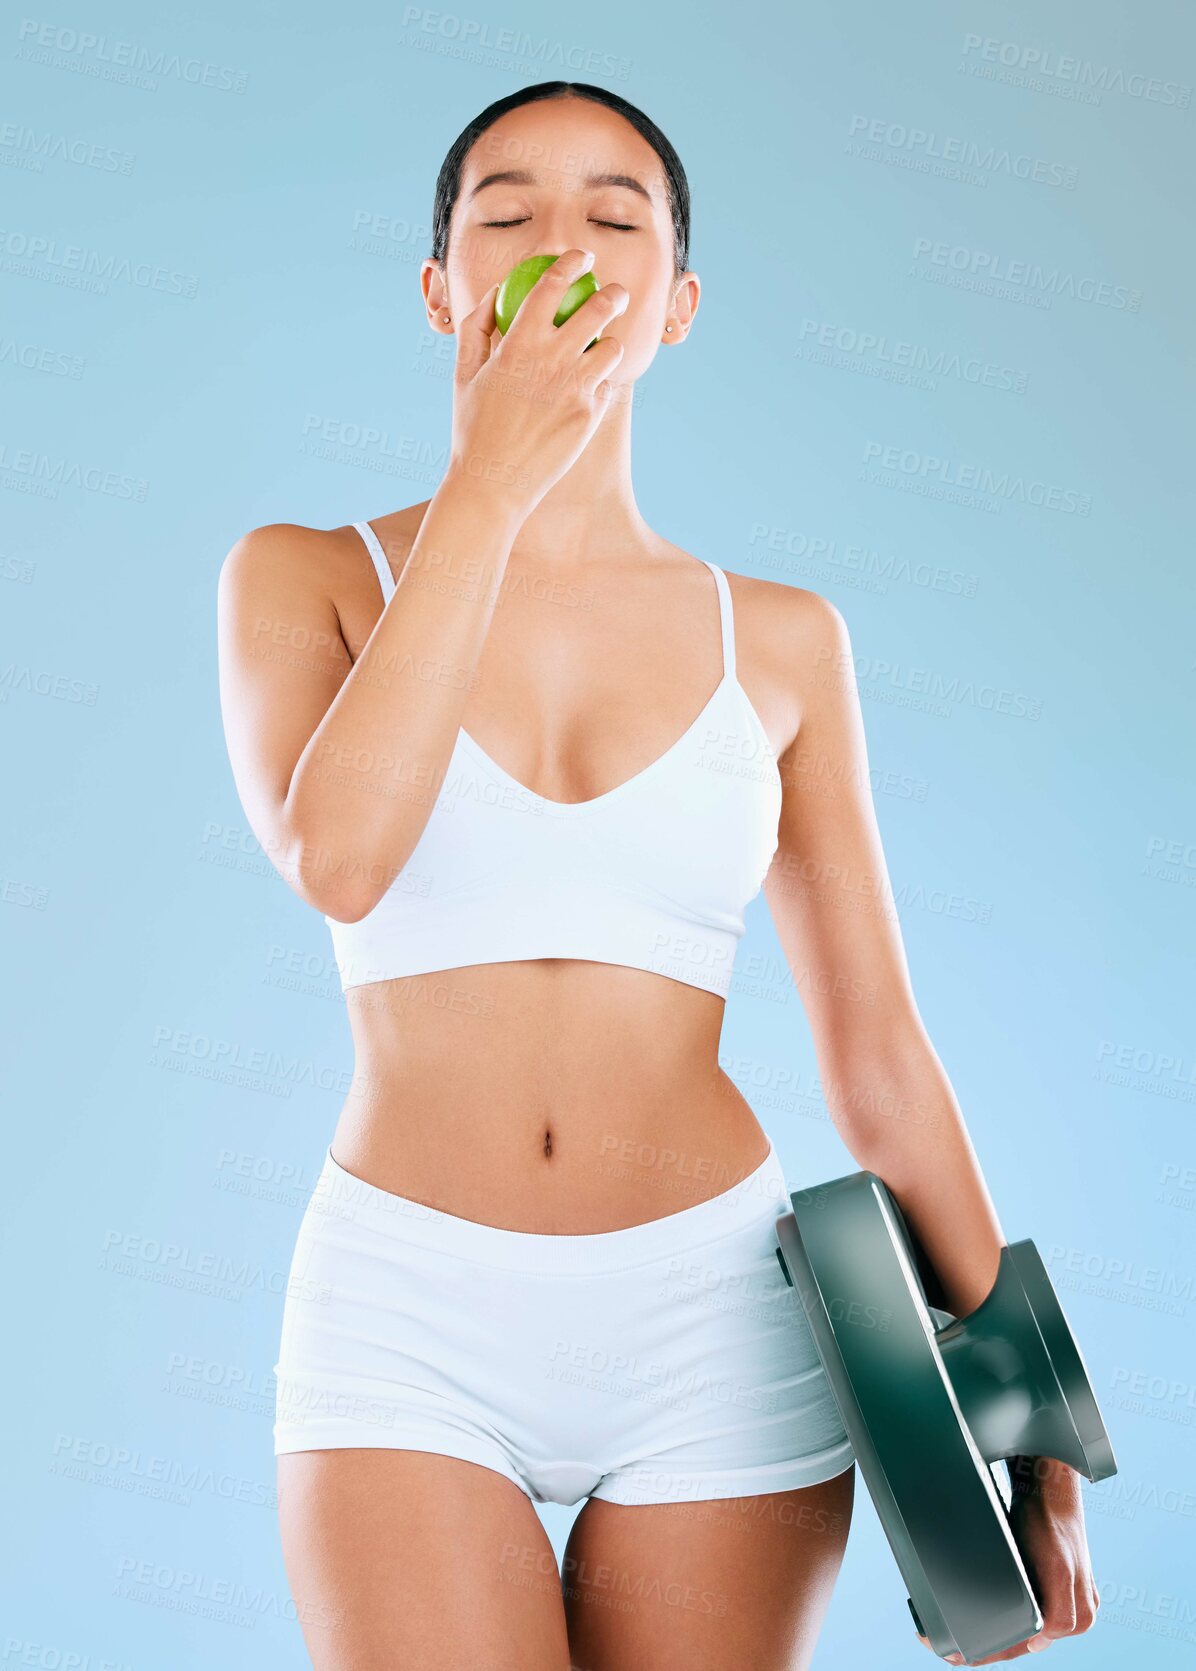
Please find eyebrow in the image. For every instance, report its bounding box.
[467,168,655,204]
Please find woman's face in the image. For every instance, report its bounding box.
[424,96,697,384]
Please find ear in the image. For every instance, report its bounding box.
[662,270,701,344]
[421,259,453,336]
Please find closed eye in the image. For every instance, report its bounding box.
[481,218,638,231]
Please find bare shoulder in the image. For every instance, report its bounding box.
[219,520,356,597]
[722,567,850,681]
[223,503,430,579]
[218,512,428,646]
[703,567,849,758]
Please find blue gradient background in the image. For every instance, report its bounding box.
[3,0,1193,1664]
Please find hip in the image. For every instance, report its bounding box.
[272,1136,855,1497]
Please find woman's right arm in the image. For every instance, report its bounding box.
[216,472,527,923]
[218,250,624,929]
[216,248,627,923]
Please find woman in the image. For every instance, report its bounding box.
[217,82,1098,1671]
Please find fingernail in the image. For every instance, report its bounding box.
[1027,1640,1050,1653]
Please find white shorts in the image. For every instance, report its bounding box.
[273,1139,854,1507]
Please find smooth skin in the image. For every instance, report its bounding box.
[278,1452,853,1671]
[217,93,1098,1669]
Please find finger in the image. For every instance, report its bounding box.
[1034,1568,1076,1648]
[453,281,501,384]
[579,336,625,403]
[555,277,629,355]
[505,247,594,340]
[1072,1569,1098,1634]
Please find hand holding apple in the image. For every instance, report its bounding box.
[446,248,627,517]
[495,253,602,349]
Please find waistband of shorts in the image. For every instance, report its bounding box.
[309,1139,792,1274]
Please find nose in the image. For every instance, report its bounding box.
[516,244,577,267]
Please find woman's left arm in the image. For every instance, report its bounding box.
[761,589,1099,1663]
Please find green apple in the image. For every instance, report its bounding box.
[494,254,601,347]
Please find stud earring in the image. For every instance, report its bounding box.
[441,313,451,324]
[665,324,674,333]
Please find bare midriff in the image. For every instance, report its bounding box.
[330,957,771,1234]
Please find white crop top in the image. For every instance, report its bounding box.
[325,521,783,999]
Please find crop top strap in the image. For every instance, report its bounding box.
[353,520,396,603]
[354,525,733,675]
[702,559,736,680]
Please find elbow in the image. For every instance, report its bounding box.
[815,1013,939,1133]
[295,854,379,925]
[281,823,377,925]
[290,833,399,925]
[283,798,416,925]
[280,795,374,924]
[321,891,375,926]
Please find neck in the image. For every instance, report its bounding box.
[507,396,651,563]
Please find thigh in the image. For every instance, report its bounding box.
[278,1448,573,1671]
[562,1464,854,1671]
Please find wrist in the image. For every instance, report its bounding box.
[1008,1454,1081,1508]
[441,454,536,530]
